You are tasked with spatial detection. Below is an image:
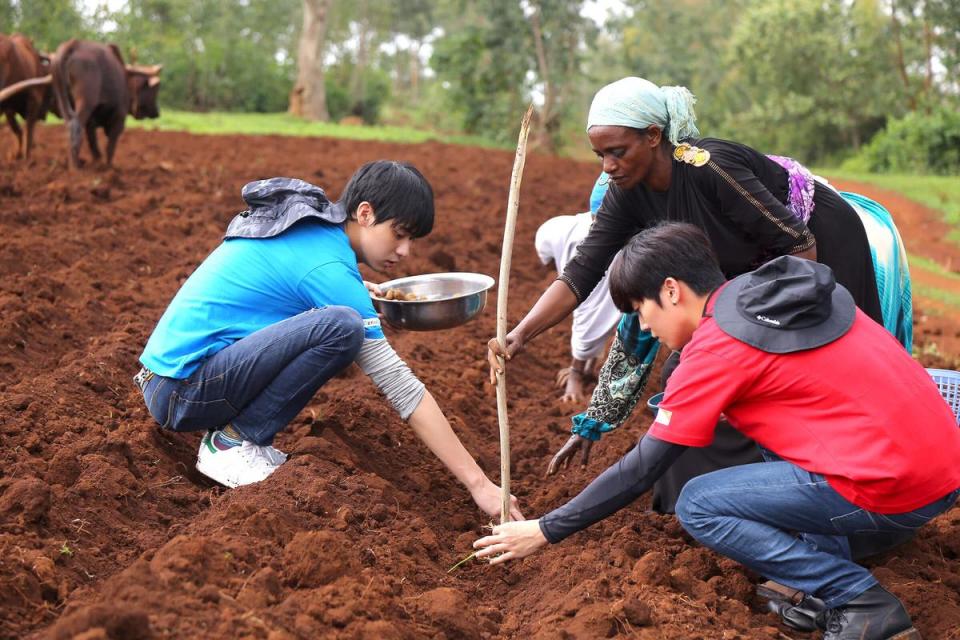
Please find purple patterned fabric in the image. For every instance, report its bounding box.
[766,154,815,223]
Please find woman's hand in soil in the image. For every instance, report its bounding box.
[470,478,523,522]
[473,519,547,565]
[555,367,587,403]
[547,435,594,476]
[487,332,525,385]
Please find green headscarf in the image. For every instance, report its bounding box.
[587,77,699,146]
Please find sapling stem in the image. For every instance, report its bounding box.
[447,551,479,573]
[496,104,534,524]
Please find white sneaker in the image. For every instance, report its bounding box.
[196,431,283,488]
[260,443,288,466]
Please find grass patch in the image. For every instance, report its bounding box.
[905,254,960,315]
[120,109,509,149]
[908,253,960,281]
[911,283,960,309]
[816,170,960,246]
[914,283,960,309]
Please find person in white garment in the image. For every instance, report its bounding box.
[534,185,621,403]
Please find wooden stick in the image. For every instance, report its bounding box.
[496,104,535,524]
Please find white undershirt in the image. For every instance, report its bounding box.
[535,213,621,360]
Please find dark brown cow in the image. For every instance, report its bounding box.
[0,33,50,159]
[0,39,162,169]
[51,40,161,168]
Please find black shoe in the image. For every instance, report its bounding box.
[758,580,827,632]
[767,595,827,632]
[823,585,921,640]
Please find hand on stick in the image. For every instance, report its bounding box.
[546,434,594,476]
[487,332,525,385]
[473,519,547,565]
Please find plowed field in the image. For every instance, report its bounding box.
[1,128,958,639]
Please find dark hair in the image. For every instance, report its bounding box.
[608,222,725,313]
[340,160,435,238]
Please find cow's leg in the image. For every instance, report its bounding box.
[24,100,39,160]
[24,118,35,160]
[67,117,85,168]
[69,99,97,169]
[104,117,125,167]
[85,121,102,163]
[5,112,24,160]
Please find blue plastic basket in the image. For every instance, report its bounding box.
[927,368,960,426]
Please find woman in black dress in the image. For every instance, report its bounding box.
[487,77,882,513]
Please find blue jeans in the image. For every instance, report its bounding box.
[142,306,364,445]
[675,460,960,608]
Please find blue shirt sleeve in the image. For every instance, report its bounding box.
[297,261,385,340]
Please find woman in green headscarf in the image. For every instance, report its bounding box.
[487,76,884,513]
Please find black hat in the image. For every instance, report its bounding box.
[224,177,346,240]
[713,256,855,354]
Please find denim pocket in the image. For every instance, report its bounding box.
[161,389,179,430]
[830,508,882,535]
[875,489,960,530]
[874,512,930,530]
[144,378,174,427]
[166,393,237,432]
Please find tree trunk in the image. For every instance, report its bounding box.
[922,3,933,112]
[349,0,370,112]
[529,3,555,153]
[289,0,331,120]
[409,42,421,102]
[888,0,918,111]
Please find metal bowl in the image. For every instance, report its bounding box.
[372,272,495,331]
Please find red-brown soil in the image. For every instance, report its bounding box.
[1,127,958,640]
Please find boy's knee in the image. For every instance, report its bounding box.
[675,475,712,531]
[322,306,365,353]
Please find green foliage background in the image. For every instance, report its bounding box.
[2,0,958,170]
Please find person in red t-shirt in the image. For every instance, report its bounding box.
[474,222,960,640]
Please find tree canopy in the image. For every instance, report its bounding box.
[3,0,957,165]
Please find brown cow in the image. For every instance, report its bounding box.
[0,39,161,168]
[0,33,50,160]
[51,40,162,168]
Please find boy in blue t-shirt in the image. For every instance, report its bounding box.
[136,161,521,522]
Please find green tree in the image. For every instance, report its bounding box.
[308,0,398,123]
[579,0,744,145]
[109,0,299,112]
[856,106,960,174]
[723,0,902,162]
[0,1,16,31]
[927,0,960,86]
[889,0,960,112]
[1,0,89,51]
[383,0,434,108]
[430,2,534,144]
[526,0,595,152]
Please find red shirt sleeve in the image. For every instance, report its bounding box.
[648,347,750,447]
